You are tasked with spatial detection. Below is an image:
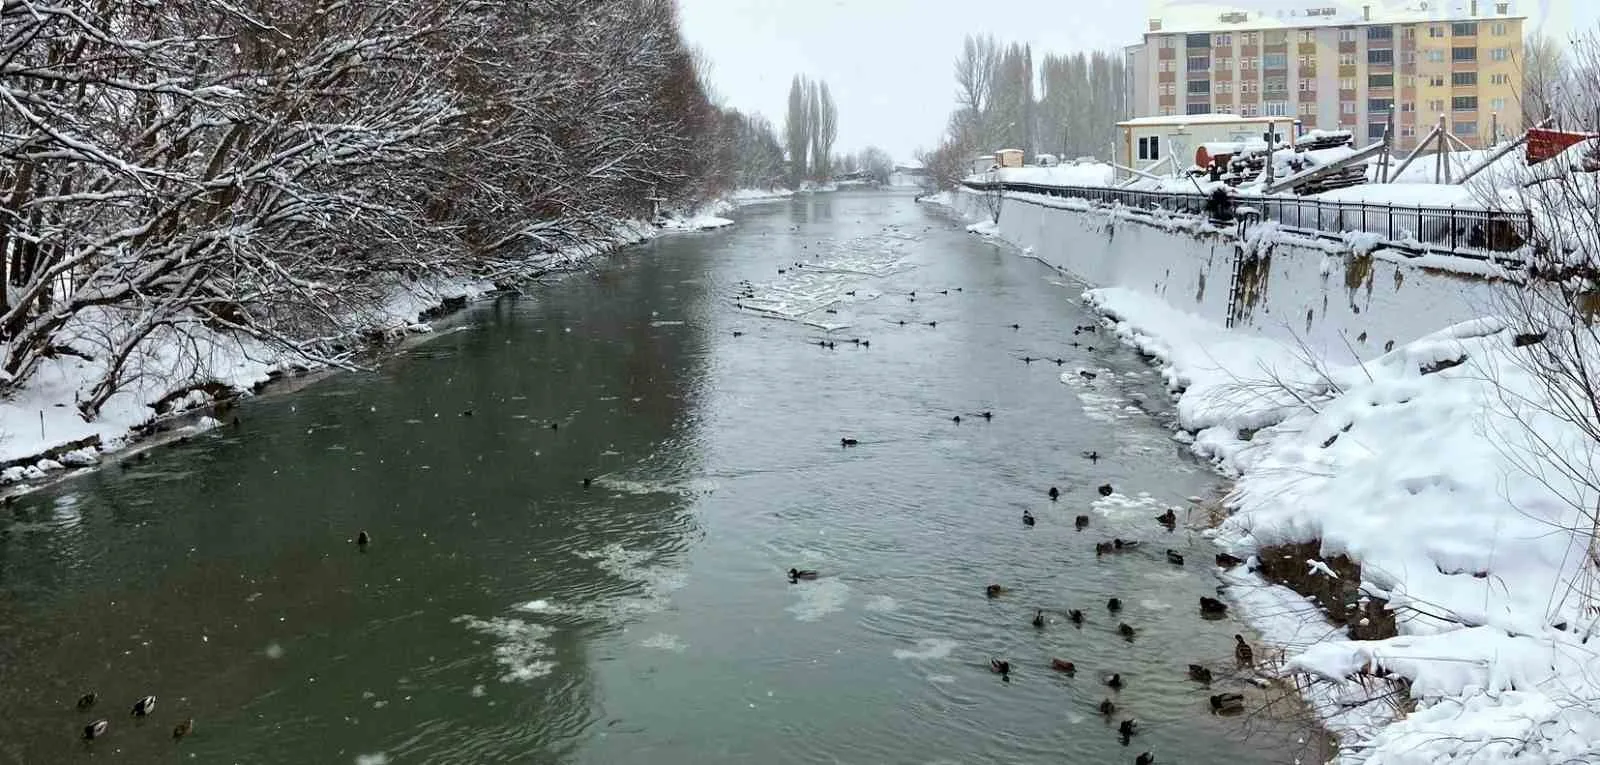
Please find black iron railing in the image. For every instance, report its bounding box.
[960,181,1533,255]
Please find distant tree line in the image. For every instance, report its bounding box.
[922,35,1129,188]
[0,0,779,417]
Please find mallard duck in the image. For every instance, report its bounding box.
[952,415,962,424]
[1216,552,1245,568]
[840,438,859,447]
[76,692,96,711]
[1107,597,1122,612]
[1009,323,1020,329]
[1114,538,1139,550]
[1021,356,1037,364]
[1199,597,1227,615]
[1050,658,1076,674]
[83,719,109,740]
[986,584,1006,598]
[460,409,473,417]
[1075,515,1090,530]
[732,331,744,337]
[1095,541,1115,556]
[1048,487,1060,500]
[1188,664,1212,684]
[1032,609,1045,628]
[1210,692,1245,713]
[1235,635,1254,666]
[1022,510,1035,527]
[356,530,370,550]
[172,718,193,740]
[131,695,155,717]
[582,477,592,489]
[1119,719,1138,737]
[1165,550,1184,566]
[1079,370,1097,380]
[788,568,819,581]
[1098,483,1114,496]
[1156,508,1176,526]
[1083,450,1100,462]
[1068,609,1084,624]
[990,659,1011,676]
[980,411,992,420]
[1104,673,1124,689]
[1098,698,1116,716]
[1118,622,1136,639]
[927,321,937,328]
[1136,752,1156,765]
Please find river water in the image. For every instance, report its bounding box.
[0,191,1314,764]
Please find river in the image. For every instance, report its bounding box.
[0,191,1316,764]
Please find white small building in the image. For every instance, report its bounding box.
[1034,153,1059,167]
[971,154,996,175]
[1117,114,1297,179]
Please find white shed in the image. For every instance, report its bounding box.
[971,154,997,176]
[1117,115,1297,178]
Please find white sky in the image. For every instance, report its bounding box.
[678,0,1599,163]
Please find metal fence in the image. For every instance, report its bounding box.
[961,181,1533,256]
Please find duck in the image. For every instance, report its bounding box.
[1118,622,1137,639]
[582,477,592,489]
[1113,538,1139,550]
[840,437,859,447]
[83,719,109,740]
[1083,450,1100,462]
[1235,635,1254,666]
[131,695,156,717]
[1068,609,1084,625]
[990,659,1011,677]
[172,718,193,740]
[1075,515,1089,529]
[1119,719,1138,737]
[1099,698,1116,716]
[926,321,937,328]
[1188,664,1213,684]
[1165,550,1184,566]
[1095,541,1115,556]
[732,331,744,337]
[1050,658,1076,674]
[1199,596,1228,615]
[76,692,96,711]
[1032,609,1046,628]
[1210,692,1246,713]
[549,422,560,431]
[1022,510,1035,527]
[986,584,1006,598]
[1156,508,1176,526]
[1009,323,1020,329]
[788,568,819,581]
[1054,358,1066,365]
[1136,753,1156,765]
[1021,356,1037,364]
[952,415,962,424]
[1048,487,1060,501]
[1079,370,1097,380]
[980,411,992,421]
[1104,673,1124,689]
[356,530,370,550]
[1107,597,1122,612]
[1216,552,1245,568]
[460,409,473,417]
[1098,483,1114,496]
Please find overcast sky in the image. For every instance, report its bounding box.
[677,0,1599,163]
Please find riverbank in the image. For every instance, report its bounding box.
[1086,286,1600,763]
[0,188,794,493]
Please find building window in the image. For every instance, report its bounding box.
[1265,101,1289,116]
[1299,55,1314,68]
[1401,101,1415,112]
[1368,26,1393,41]
[1339,52,1356,66]
[1368,98,1394,113]
[1263,53,1287,68]
[1299,78,1314,91]
[1429,25,1445,38]
[1161,36,1180,49]
[1369,74,1394,88]
[1401,124,1417,137]
[1452,47,1477,62]
[1453,121,1477,136]
[1188,79,1210,94]
[1368,123,1388,141]
[1189,56,1210,71]
[1427,98,1445,112]
[1339,28,1356,42]
[1339,77,1355,90]
[1490,48,1510,61]
[1161,106,1176,116]
[1369,49,1393,65]
[1341,101,1356,114]
[1217,104,1233,114]
[1428,75,1445,87]
[1187,33,1211,48]
[1241,56,1256,69]
[1451,71,1477,86]
[1300,101,1317,115]
[1491,22,1507,36]
[1216,33,1232,45]
[1490,97,1507,112]
[1403,26,1417,39]
[1242,80,1258,94]
[1426,49,1445,62]
[1242,32,1258,45]
[1452,95,1478,111]
[1187,102,1210,115]
[1496,2,1509,12]
[1218,81,1233,94]
[1265,30,1288,45]
[1217,56,1233,69]
[1404,51,1417,65]
[1403,76,1416,87]
[1489,73,1510,85]
[1451,22,1478,36]
[1242,103,1258,116]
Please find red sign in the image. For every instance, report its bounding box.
[1526,128,1594,166]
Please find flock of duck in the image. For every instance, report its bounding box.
[74,692,190,744]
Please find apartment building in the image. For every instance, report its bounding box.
[1124,1,1524,151]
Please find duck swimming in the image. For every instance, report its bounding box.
[1099,698,1116,716]
[83,719,108,740]
[172,718,193,740]
[986,584,1006,598]
[788,568,819,581]
[990,659,1011,678]
[1075,515,1089,529]
[1098,483,1114,496]
[1210,693,1245,713]
[1032,609,1045,628]
[76,692,96,711]
[1022,510,1035,527]
[840,438,859,447]
[1235,635,1254,666]
[1199,596,1228,615]
[1136,752,1156,765]
[1165,550,1184,566]
[1068,609,1084,625]
[1048,487,1060,501]
[1050,658,1076,674]
[1119,719,1138,737]
[1156,508,1176,526]
[131,695,155,717]
[1215,552,1245,568]
[1188,664,1213,684]
[1095,541,1115,556]
[1113,538,1139,550]
[1107,597,1122,612]
[356,530,370,551]
[1104,673,1124,689]
[1118,623,1137,639]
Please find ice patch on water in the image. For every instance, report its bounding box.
[570,543,687,620]
[355,754,390,765]
[1091,492,1166,518]
[787,577,850,622]
[516,599,560,613]
[649,320,685,327]
[454,615,555,682]
[264,642,285,659]
[1140,599,1173,611]
[54,494,78,507]
[863,595,899,613]
[595,475,718,497]
[640,633,688,652]
[893,637,959,661]
[470,684,486,698]
[926,674,958,684]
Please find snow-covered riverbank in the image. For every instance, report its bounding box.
[1087,286,1600,763]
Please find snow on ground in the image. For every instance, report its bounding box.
[991,163,1116,187]
[1088,285,1600,763]
[725,188,795,206]
[965,220,999,236]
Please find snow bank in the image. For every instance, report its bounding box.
[1087,284,1600,762]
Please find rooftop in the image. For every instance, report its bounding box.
[1118,113,1288,127]
[1145,0,1525,36]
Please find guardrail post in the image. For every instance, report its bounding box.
[1449,207,1457,251]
